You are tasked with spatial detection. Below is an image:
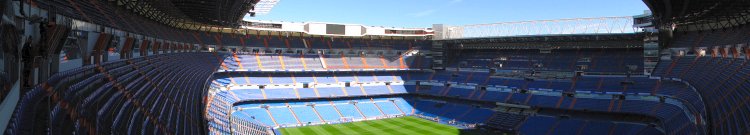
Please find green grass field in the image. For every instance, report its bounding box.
[278,116,461,135]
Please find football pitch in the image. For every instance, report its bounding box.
[278,116,461,135]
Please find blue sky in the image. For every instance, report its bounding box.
[244,0,649,28]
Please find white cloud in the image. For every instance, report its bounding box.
[449,0,463,4]
[408,10,436,17]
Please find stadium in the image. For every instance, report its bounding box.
[0,0,748,135]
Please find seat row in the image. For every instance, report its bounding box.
[6,53,221,135]
[199,34,429,50]
[220,53,431,71]
[448,48,643,73]
[213,72,408,86]
[653,56,749,135]
[231,97,413,128]
[518,115,663,135]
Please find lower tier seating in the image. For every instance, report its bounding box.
[222,96,664,135]
[232,97,413,127]
[518,115,662,135]
[206,70,703,134]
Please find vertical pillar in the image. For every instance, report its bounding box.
[152,41,160,55]
[92,33,112,65]
[120,37,134,59]
[80,31,95,65]
[139,39,147,56]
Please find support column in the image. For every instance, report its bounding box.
[80,31,94,65]
[91,33,112,65]
[431,41,444,70]
[139,39,149,56]
[152,41,160,55]
[1,21,21,88]
[120,37,134,59]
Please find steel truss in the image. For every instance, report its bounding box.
[444,16,640,39]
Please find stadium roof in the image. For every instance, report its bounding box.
[250,0,280,15]
[436,16,640,40]
[119,0,260,27]
[437,33,642,43]
[438,33,644,49]
[644,0,750,31]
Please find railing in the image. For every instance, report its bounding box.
[0,81,19,134]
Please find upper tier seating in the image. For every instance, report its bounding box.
[6,53,221,135]
[448,48,644,73]
[194,33,432,50]
[648,26,750,134]
[220,52,430,71]
[421,71,700,98]
[670,26,750,48]
[219,85,410,101]
[213,72,408,86]
[652,55,748,135]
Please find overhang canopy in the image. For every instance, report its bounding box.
[643,0,750,31]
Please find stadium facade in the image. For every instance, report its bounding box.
[0,0,748,135]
